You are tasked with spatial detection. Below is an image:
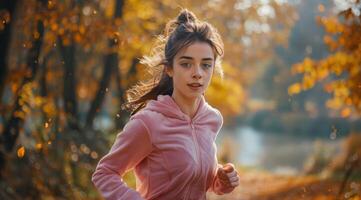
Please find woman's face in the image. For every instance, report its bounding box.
[166,42,215,100]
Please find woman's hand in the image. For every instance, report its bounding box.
[216,163,240,190]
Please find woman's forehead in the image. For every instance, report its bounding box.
[175,42,214,60]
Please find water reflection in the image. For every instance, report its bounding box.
[237,127,262,166]
[227,126,341,175]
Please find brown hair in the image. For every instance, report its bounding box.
[122,9,224,115]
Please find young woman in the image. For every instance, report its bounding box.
[92,9,240,200]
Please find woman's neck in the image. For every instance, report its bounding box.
[171,92,201,119]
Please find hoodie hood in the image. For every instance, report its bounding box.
[145,95,208,121]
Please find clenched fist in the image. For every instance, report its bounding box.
[215,163,240,193]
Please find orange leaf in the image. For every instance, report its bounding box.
[17,146,25,158]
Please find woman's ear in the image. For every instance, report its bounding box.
[165,66,173,78]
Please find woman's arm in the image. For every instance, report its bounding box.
[92,118,152,200]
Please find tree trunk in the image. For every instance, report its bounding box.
[337,154,359,198]
[58,39,79,130]
[2,11,45,152]
[114,57,138,129]
[0,0,18,101]
[85,0,124,129]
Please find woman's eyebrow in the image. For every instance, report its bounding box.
[179,56,213,61]
[179,56,193,60]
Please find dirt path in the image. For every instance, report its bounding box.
[207,171,361,200]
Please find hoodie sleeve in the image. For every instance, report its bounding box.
[210,164,225,195]
[92,118,152,200]
[209,110,235,195]
[214,109,224,134]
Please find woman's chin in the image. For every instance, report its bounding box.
[186,92,203,99]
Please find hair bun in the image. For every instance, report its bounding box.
[176,9,197,25]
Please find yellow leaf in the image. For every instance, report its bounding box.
[35,143,43,150]
[17,146,25,158]
[303,58,314,72]
[288,83,302,95]
[326,98,342,109]
[341,107,351,118]
[317,68,329,80]
[302,75,315,89]
[51,23,58,31]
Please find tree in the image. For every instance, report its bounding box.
[0,0,297,198]
[288,1,361,197]
[289,1,361,117]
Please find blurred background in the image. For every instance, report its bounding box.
[0,0,360,199]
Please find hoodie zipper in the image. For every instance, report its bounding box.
[184,121,201,200]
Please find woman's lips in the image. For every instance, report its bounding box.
[187,83,203,91]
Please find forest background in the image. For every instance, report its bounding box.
[0,0,360,199]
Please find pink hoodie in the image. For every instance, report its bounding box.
[92,95,232,200]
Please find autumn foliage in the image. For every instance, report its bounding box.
[289,3,361,117]
[0,0,298,199]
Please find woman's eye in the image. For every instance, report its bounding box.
[203,63,212,68]
[181,63,191,68]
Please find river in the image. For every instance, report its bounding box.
[218,126,342,175]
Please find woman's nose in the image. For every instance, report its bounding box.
[192,66,202,79]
